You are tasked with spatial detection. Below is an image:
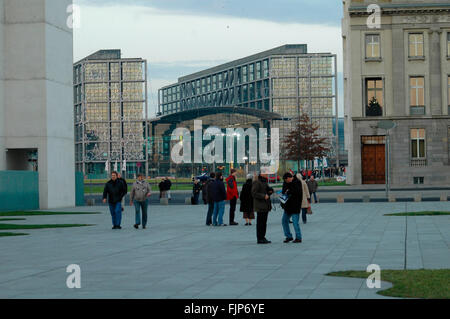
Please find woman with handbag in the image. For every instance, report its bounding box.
[281,173,303,243]
[296,173,311,224]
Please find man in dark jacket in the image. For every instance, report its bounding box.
[103,171,127,229]
[307,175,319,203]
[251,173,274,244]
[204,173,216,226]
[192,179,202,205]
[117,173,128,212]
[210,172,227,226]
[240,174,254,226]
[281,172,303,243]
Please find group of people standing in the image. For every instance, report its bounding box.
[201,170,318,245]
[101,169,320,245]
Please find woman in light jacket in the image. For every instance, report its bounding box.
[296,173,310,224]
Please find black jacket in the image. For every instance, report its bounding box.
[209,178,226,202]
[203,179,214,203]
[282,180,302,215]
[251,176,273,213]
[193,183,202,194]
[103,179,127,204]
[239,179,254,213]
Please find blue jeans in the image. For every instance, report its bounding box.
[282,212,302,240]
[312,192,318,203]
[206,202,214,225]
[109,202,122,227]
[212,201,225,225]
[134,199,148,227]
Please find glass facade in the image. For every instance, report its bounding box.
[159,52,336,145]
[74,51,147,177]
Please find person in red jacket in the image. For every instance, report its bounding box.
[226,169,239,226]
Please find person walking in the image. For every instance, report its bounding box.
[165,177,172,200]
[159,177,167,199]
[240,174,255,226]
[103,171,127,229]
[296,173,311,224]
[307,175,319,203]
[130,174,151,229]
[117,173,128,212]
[281,172,303,243]
[192,179,202,205]
[252,173,274,244]
[210,172,227,226]
[226,169,239,226]
[204,172,216,226]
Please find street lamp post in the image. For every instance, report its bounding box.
[377,120,397,198]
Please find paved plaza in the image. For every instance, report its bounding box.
[0,201,449,299]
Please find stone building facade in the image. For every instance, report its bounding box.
[343,0,450,186]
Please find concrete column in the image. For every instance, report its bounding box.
[3,0,75,209]
[0,0,5,171]
[429,28,442,115]
[392,27,405,116]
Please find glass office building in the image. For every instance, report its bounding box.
[74,50,148,178]
[152,45,339,176]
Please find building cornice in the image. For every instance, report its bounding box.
[348,4,450,17]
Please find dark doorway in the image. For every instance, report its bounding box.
[6,149,38,171]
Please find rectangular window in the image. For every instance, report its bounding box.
[447,33,450,57]
[249,64,255,82]
[413,177,424,185]
[218,73,223,89]
[411,129,426,159]
[243,65,248,83]
[263,60,269,78]
[410,77,425,115]
[448,76,450,115]
[409,33,424,58]
[256,62,262,79]
[365,78,383,116]
[365,34,381,59]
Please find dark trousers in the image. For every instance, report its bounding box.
[229,197,237,223]
[301,208,308,224]
[256,211,269,241]
[193,193,200,205]
[206,201,214,225]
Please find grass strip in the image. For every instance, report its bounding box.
[0,224,93,230]
[0,232,29,237]
[0,211,100,217]
[384,211,450,217]
[327,269,450,299]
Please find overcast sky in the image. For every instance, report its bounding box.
[73,0,344,117]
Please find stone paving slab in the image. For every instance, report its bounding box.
[0,201,449,299]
